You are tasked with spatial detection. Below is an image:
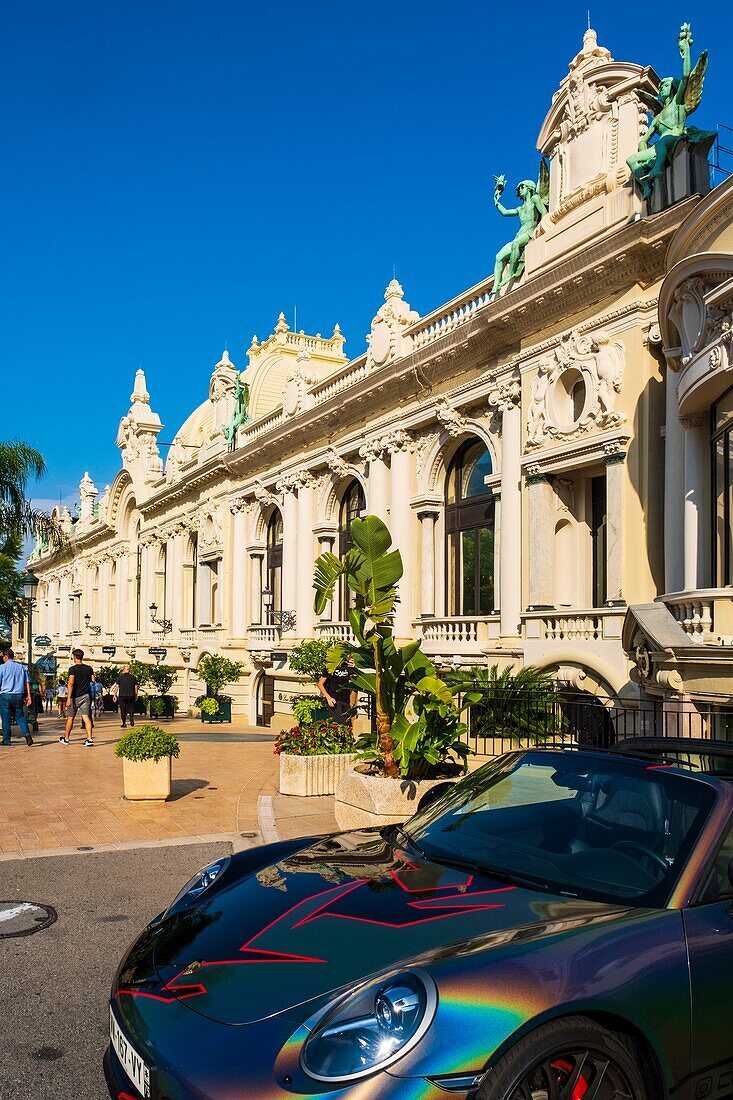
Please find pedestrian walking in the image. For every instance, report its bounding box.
[56,681,67,716]
[317,656,357,727]
[112,665,138,729]
[59,649,95,746]
[0,649,33,746]
[44,685,53,713]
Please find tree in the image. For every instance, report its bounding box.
[197,654,243,699]
[0,531,24,628]
[313,515,478,780]
[0,441,61,545]
[147,664,178,696]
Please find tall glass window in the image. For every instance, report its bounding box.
[267,510,283,612]
[712,386,733,586]
[445,439,495,616]
[338,480,365,618]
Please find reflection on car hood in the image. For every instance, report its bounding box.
[151,829,626,1024]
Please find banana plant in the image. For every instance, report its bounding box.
[313,515,477,779]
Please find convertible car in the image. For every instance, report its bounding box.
[105,742,733,1100]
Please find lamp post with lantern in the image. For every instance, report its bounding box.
[20,571,39,730]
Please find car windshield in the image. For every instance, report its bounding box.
[408,751,716,908]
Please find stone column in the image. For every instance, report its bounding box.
[605,444,626,604]
[313,524,338,621]
[387,432,414,638]
[248,546,265,625]
[360,439,390,523]
[491,381,522,637]
[230,504,247,639]
[167,535,182,638]
[682,414,705,592]
[412,499,441,617]
[279,481,299,619]
[295,474,315,638]
[664,371,685,593]
[526,468,555,610]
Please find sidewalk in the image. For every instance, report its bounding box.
[0,711,338,859]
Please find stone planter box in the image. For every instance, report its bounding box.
[335,764,457,830]
[279,752,359,797]
[122,756,172,801]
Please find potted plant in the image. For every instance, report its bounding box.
[197,655,242,724]
[129,660,153,715]
[275,718,358,796]
[95,664,119,711]
[146,663,178,719]
[115,724,180,801]
[313,515,479,827]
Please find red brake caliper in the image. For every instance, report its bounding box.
[551,1058,589,1100]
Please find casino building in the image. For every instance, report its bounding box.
[21,28,733,730]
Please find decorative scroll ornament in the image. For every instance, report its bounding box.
[358,437,385,463]
[488,378,521,414]
[209,350,237,402]
[382,429,413,454]
[254,482,279,508]
[366,280,419,370]
[325,448,350,479]
[165,435,188,482]
[526,329,626,450]
[435,398,467,437]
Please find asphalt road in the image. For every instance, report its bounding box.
[0,841,235,1100]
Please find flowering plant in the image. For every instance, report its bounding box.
[275,719,355,757]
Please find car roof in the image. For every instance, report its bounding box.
[613,737,733,777]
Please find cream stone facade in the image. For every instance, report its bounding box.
[21,30,729,728]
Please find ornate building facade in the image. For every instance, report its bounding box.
[22,29,732,728]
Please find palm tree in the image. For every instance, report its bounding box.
[0,441,61,546]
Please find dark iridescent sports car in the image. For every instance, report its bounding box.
[105,743,733,1100]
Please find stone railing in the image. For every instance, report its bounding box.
[409,280,492,352]
[523,608,624,643]
[659,590,733,642]
[247,624,281,646]
[124,632,139,645]
[417,616,497,653]
[315,621,355,642]
[309,356,369,408]
[179,629,198,644]
[239,407,285,445]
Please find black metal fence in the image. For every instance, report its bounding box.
[460,687,733,756]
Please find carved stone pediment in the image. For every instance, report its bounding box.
[366,280,419,370]
[526,329,626,450]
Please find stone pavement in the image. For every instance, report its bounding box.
[0,711,338,859]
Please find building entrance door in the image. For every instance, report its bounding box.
[257,673,275,727]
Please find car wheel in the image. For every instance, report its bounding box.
[476,1016,650,1100]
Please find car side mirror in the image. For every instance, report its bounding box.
[415,782,454,815]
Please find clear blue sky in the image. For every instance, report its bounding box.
[0,0,728,507]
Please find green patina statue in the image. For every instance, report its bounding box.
[492,160,549,296]
[627,23,714,200]
[221,376,250,452]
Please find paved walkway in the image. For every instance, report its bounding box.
[0,711,338,859]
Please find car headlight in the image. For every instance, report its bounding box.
[301,970,437,1083]
[165,856,230,915]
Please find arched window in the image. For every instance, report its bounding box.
[156,543,168,618]
[267,510,283,613]
[338,480,365,618]
[183,533,197,628]
[445,439,495,616]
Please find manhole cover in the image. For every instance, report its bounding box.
[0,901,57,938]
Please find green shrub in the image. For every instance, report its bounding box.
[115,725,180,763]
[292,695,324,727]
[195,693,231,707]
[288,639,332,685]
[129,660,153,687]
[147,664,178,696]
[198,654,242,698]
[96,665,118,691]
[149,695,178,718]
[199,697,220,716]
[275,719,355,757]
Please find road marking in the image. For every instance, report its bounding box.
[0,903,35,922]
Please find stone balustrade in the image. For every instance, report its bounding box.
[309,356,369,407]
[247,625,281,646]
[410,281,492,351]
[523,608,625,643]
[179,629,198,644]
[315,621,355,642]
[417,616,497,657]
[660,590,728,642]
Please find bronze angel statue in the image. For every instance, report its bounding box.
[491,159,549,296]
[627,23,714,200]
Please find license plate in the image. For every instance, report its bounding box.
[109,1005,151,1098]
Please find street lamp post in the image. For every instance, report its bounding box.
[261,587,297,632]
[83,613,101,639]
[21,571,39,731]
[149,602,173,637]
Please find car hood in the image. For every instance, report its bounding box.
[149,829,626,1025]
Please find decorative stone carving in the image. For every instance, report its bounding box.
[554,478,575,515]
[358,437,385,463]
[325,448,350,479]
[165,435,188,482]
[254,482,279,508]
[382,429,413,455]
[366,280,419,370]
[283,348,322,418]
[199,507,223,555]
[435,398,467,437]
[488,378,521,414]
[526,329,626,450]
[78,472,98,521]
[115,368,164,483]
[209,350,237,402]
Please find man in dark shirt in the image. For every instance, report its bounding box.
[59,649,95,747]
[113,665,138,729]
[317,659,357,726]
